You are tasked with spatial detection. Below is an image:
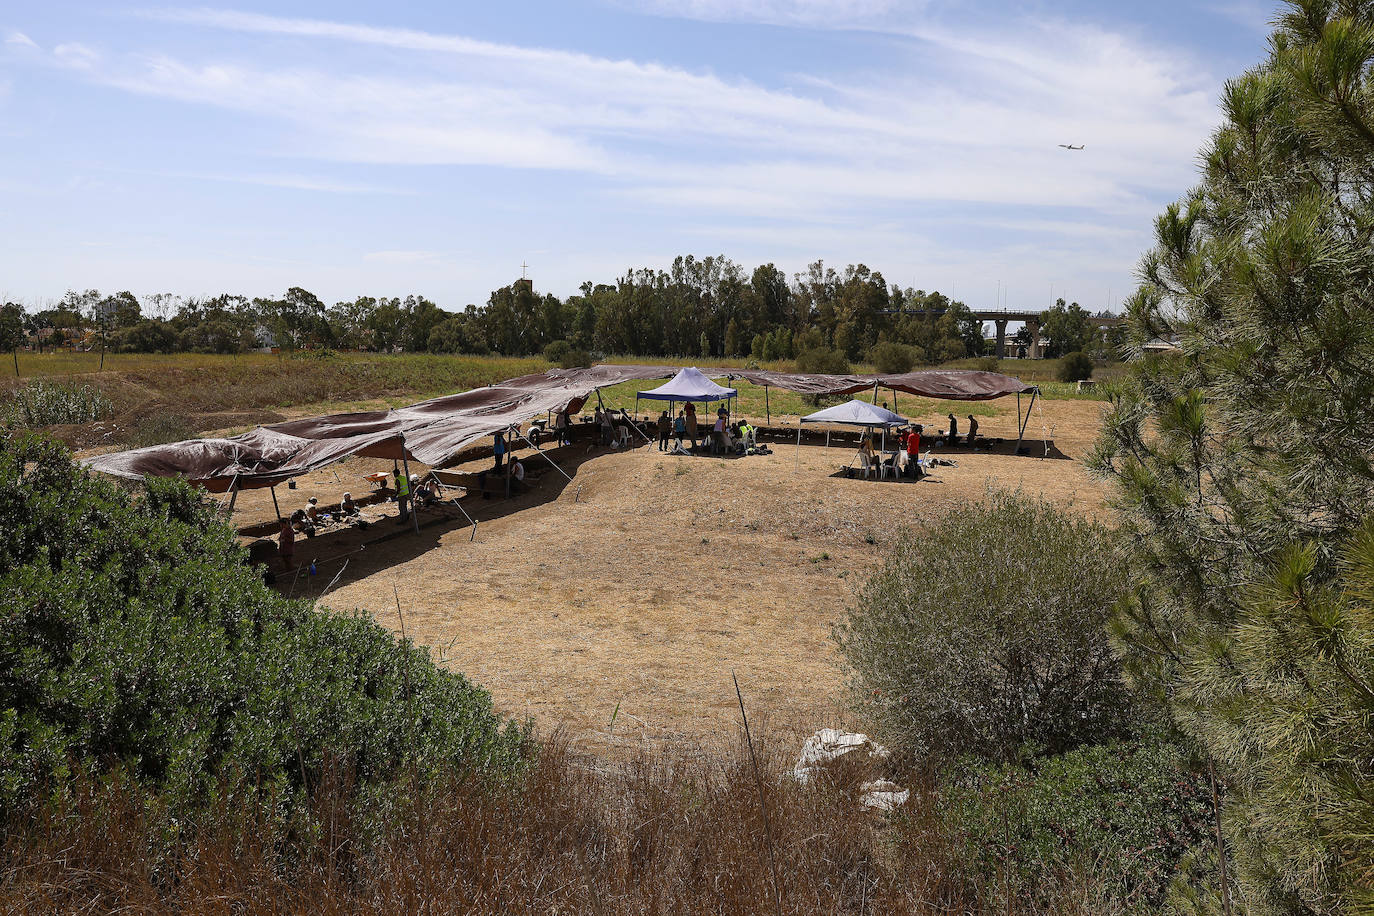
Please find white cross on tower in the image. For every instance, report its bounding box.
[521,261,529,280]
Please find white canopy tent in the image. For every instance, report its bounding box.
[635,367,740,438]
[796,399,908,474]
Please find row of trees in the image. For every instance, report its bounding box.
[8,258,1116,363]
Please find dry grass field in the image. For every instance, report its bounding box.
[220,394,1109,758]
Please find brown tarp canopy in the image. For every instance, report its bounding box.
[730,369,1033,401]
[81,364,676,493]
[82,365,1034,493]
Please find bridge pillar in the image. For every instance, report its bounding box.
[994,319,1008,358]
[1028,318,1042,359]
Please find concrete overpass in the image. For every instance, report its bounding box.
[879,307,1125,358]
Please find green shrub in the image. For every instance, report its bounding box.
[938,738,1213,907]
[972,356,1000,372]
[1057,351,1093,382]
[543,339,572,364]
[869,341,916,373]
[0,433,527,823]
[558,348,592,369]
[3,380,113,427]
[835,490,1135,763]
[795,347,850,374]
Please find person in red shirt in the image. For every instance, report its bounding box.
[905,424,922,478]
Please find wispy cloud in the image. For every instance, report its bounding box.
[5,30,38,49]
[176,171,415,195]
[64,7,1218,220]
[52,41,98,68]
[606,0,912,28]
[6,5,1228,306]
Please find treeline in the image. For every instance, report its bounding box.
[8,257,1117,365]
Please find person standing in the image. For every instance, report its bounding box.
[277,516,296,570]
[946,413,959,444]
[657,410,671,451]
[673,410,687,452]
[555,408,571,446]
[906,424,922,478]
[493,430,508,471]
[967,415,980,446]
[685,402,699,449]
[394,466,411,524]
[600,408,615,446]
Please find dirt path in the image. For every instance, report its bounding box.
[232,398,1110,757]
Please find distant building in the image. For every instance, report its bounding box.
[1140,335,1181,352]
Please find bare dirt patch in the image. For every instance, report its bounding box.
[220,398,1109,757]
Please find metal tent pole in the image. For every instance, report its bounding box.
[226,475,241,514]
[1014,388,1038,455]
[270,485,282,522]
[794,424,801,472]
[765,386,771,425]
[450,494,479,541]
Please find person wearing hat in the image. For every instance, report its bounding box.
[304,496,320,523]
[340,492,358,517]
[946,413,959,444]
[966,415,980,446]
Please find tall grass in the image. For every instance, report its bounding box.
[0,730,1141,915]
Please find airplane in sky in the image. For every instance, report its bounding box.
[1058,144,1085,150]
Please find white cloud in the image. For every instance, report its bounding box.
[607,0,911,28]
[175,170,415,195]
[53,42,98,69]
[14,6,1224,307]
[69,8,1219,221]
[5,30,38,49]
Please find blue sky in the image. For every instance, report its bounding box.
[0,0,1278,315]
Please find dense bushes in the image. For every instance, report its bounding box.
[869,341,916,373]
[835,490,1135,763]
[795,347,850,374]
[939,738,1213,907]
[1057,351,1093,382]
[3,379,112,426]
[544,340,591,368]
[0,433,527,823]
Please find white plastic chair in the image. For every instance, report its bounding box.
[858,451,874,479]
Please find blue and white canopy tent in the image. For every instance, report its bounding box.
[796,399,908,473]
[635,367,739,438]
